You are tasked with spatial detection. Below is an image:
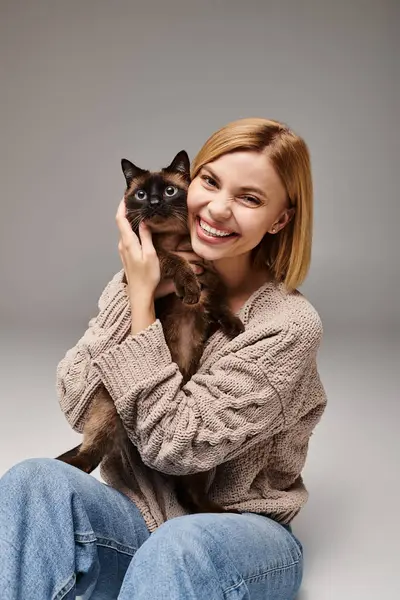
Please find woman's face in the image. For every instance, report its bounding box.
[187,150,292,262]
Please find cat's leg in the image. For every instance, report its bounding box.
[56,390,119,474]
[175,473,240,515]
[198,269,245,338]
[208,303,245,338]
[158,250,201,304]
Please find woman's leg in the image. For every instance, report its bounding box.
[0,457,150,600]
[119,511,303,600]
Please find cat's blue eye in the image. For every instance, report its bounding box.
[135,189,147,201]
[165,186,178,197]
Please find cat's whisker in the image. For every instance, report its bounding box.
[170,206,188,219]
[172,206,188,215]
[126,210,144,231]
[173,211,189,229]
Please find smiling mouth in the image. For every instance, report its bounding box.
[196,216,238,238]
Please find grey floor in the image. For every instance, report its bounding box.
[0,323,398,599]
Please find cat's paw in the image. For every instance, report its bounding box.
[220,315,245,338]
[182,290,201,305]
[176,279,201,305]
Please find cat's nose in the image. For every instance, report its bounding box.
[149,196,160,205]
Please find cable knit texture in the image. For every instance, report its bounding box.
[56,268,327,533]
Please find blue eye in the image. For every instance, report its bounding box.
[135,189,147,201]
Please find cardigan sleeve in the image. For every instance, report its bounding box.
[55,269,132,433]
[91,314,326,475]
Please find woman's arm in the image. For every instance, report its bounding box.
[91,312,327,476]
[56,249,202,433]
[56,269,132,433]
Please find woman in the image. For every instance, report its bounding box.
[0,118,327,599]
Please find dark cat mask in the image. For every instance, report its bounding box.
[121,150,191,232]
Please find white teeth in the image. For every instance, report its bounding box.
[199,219,233,237]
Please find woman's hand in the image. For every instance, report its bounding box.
[116,198,205,331]
[116,198,161,334]
[116,198,161,302]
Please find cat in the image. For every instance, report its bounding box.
[56,150,244,515]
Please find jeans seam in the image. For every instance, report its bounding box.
[54,573,76,600]
[241,557,302,585]
[74,533,97,543]
[222,579,247,597]
[96,536,137,556]
[74,533,137,556]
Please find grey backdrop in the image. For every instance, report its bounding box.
[0,1,398,598]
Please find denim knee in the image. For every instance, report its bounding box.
[133,515,208,565]
[2,457,67,492]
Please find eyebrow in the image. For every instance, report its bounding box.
[201,165,270,201]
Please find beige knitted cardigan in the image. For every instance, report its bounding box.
[56,268,327,533]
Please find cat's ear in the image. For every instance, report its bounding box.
[121,159,148,187]
[164,150,191,181]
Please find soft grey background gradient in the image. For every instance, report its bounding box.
[0,0,398,597]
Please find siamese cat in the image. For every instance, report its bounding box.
[56,150,244,515]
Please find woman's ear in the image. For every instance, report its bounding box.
[286,207,296,224]
[270,207,295,234]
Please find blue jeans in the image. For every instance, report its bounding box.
[0,458,304,599]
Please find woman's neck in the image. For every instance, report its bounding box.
[212,254,271,300]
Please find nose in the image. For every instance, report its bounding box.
[149,195,160,205]
[208,194,233,222]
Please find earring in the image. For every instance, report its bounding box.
[271,227,277,233]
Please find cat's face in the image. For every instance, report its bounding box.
[121,150,191,234]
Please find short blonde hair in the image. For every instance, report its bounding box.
[191,117,313,292]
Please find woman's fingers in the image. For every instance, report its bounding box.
[172,250,205,274]
[138,221,156,256]
[175,239,193,252]
[154,278,176,299]
[116,198,140,252]
[191,263,203,275]
[172,250,204,263]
